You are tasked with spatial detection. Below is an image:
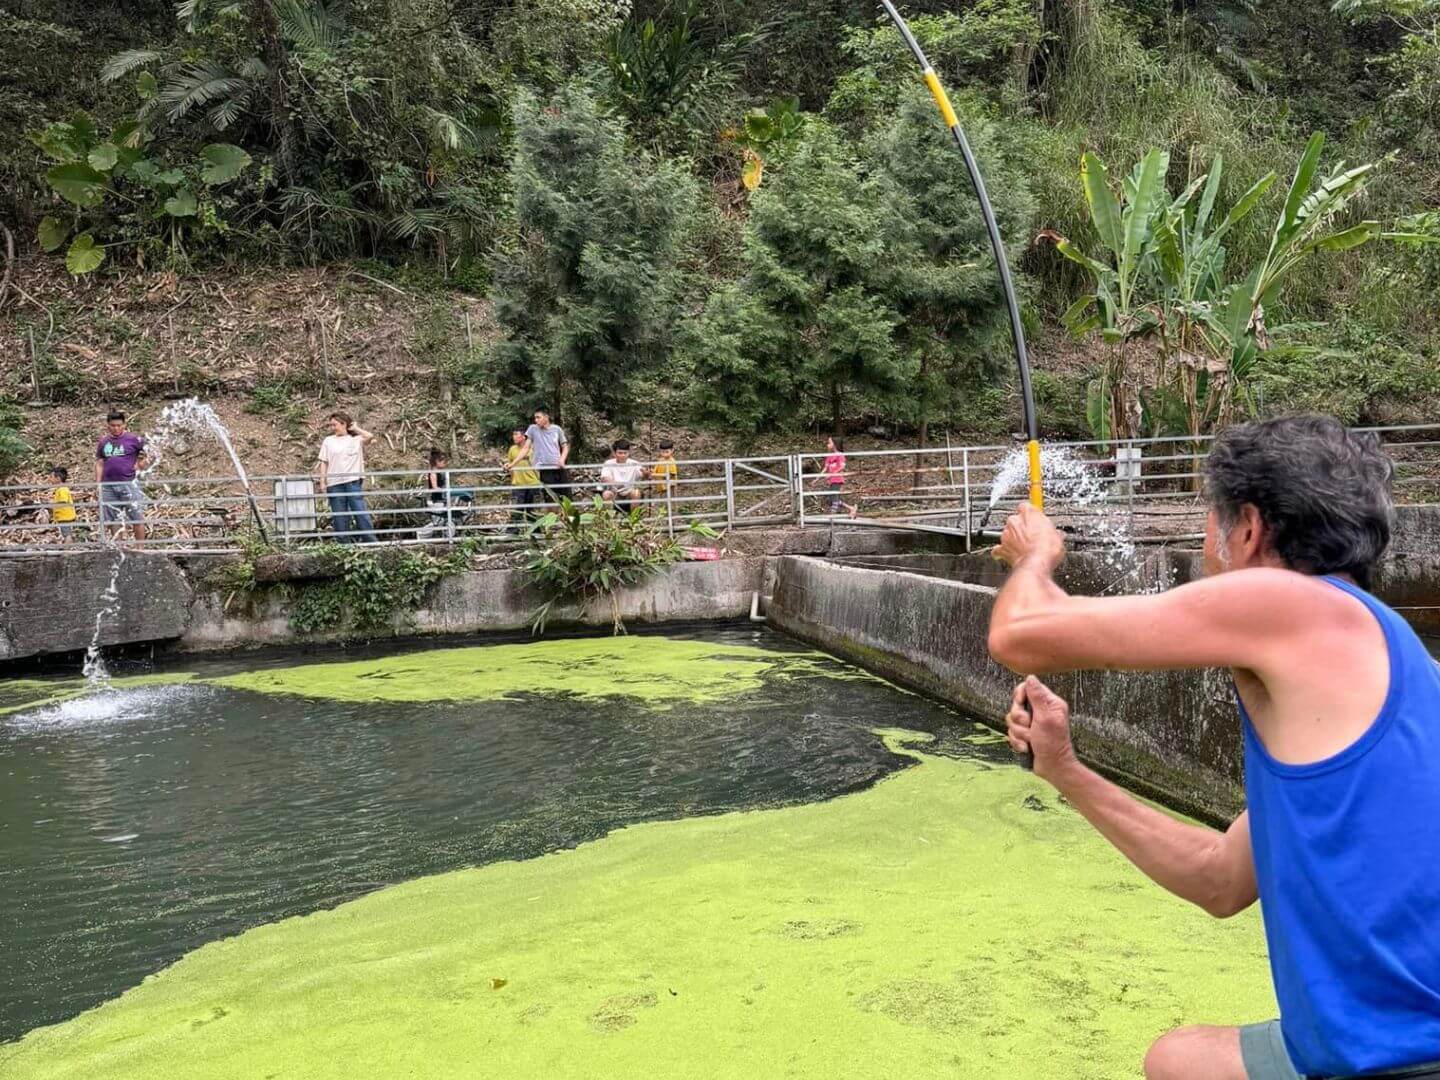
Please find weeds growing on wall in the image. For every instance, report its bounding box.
[289,543,477,635]
[210,534,476,637]
[524,498,716,635]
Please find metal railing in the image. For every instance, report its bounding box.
[2,424,1436,555]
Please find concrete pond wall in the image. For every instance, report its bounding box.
[0,526,965,663]
[4,507,1436,823]
[767,554,1245,823]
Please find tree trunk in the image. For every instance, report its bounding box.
[830,383,843,436]
[913,353,930,490]
[248,0,296,184]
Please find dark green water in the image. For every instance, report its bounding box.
[0,629,979,1043]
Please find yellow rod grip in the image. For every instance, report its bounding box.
[922,68,959,130]
[1027,439,1044,510]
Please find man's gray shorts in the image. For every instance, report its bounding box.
[1241,1022,1303,1080]
[1242,1020,1440,1080]
[100,480,146,523]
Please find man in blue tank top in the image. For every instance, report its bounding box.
[987,415,1440,1080]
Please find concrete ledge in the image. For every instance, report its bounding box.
[174,557,768,651]
[768,556,1243,822]
[0,552,193,661]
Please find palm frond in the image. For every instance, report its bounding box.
[423,108,472,152]
[101,49,166,83]
[273,0,344,51]
[157,62,256,122]
[385,207,448,243]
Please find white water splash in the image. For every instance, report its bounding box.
[8,684,206,732]
[139,397,255,495]
[82,548,126,690]
[985,444,1171,594]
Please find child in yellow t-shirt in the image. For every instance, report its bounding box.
[505,427,542,526]
[50,465,76,541]
[650,439,679,500]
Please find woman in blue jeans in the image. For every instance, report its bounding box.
[316,412,378,543]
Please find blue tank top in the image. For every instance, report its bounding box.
[1241,576,1440,1077]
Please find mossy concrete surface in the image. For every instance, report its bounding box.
[1,732,1274,1080]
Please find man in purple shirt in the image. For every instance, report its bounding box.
[95,410,148,542]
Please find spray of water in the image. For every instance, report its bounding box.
[984,444,1171,594]
[82,548,126,690]
[139,398,256,495]
[85,399,261,690]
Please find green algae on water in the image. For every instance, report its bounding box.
[210,636,854,707]
[1,730,1275,1080]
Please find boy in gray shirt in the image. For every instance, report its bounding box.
[514,408,570,505]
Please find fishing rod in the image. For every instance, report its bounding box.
[878,0,1042,511]
[878,0,1043,766]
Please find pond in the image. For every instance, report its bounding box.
[0,628,1275,1079]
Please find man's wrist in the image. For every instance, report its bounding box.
[1045,753,1091,796]
[1017,550,1063,576]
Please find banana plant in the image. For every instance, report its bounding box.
[1049,132,1394,441]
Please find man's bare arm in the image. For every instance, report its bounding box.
[986,505,1316,675]
[1057,765,1256,916]
[1008,677,1257,918]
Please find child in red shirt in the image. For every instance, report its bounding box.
[823,436,856,518]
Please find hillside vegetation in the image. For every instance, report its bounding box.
[2,0,1438,479]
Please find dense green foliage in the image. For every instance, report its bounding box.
[479,83,697,445]
[5,0,1438,439]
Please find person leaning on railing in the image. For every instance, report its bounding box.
[505,426,542,526]
[512,407,570,507]
[650,439,679,507]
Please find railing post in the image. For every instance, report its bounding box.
[794,455,806,527]
[280,478,290,546]
[444,474,455,543]
[724,459,736,529]
[962,448,972,552]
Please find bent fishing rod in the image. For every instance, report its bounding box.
[879,0,1043,766]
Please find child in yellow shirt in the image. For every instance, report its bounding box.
[650,439,679,502]
[50,465,76,541]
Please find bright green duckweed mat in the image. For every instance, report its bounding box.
[1,731,1273,1080]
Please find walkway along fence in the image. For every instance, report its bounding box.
[2,425,1437,555]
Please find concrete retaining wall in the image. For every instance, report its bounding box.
[0,526,949,662]
[768,556,1244,822]
[0,553,193,662]
[180,557,768,650]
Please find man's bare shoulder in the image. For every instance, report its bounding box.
[1167,566,1358,620]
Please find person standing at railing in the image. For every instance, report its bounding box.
[650,439,679,509]
[316,412,378,544]
[505,427,542,526]
[95,410,148,543]
[823,436,857,518]
[514,408,570,507]
[49,466,76,542]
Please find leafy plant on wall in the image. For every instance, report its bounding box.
[524,497,716,635]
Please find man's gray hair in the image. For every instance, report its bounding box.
[1204,415,1394,589]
